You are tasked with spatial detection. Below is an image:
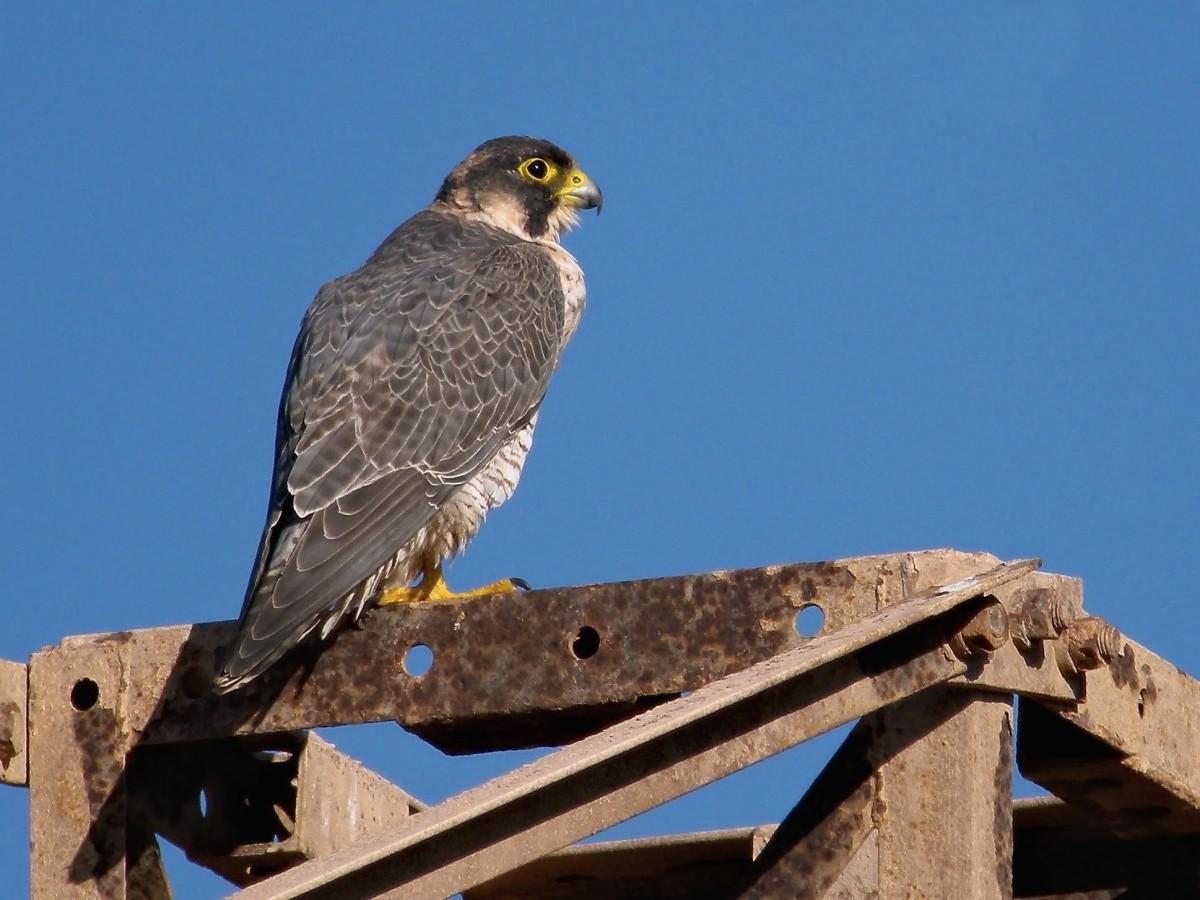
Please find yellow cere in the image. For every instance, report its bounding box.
[554,168,592,201]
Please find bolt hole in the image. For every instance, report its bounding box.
[571,626,600,660]
[794,604,825,638]
[403,644,434,677]
[71,678,99,711]
[1137,689,1147,718]
[199,788,209,819]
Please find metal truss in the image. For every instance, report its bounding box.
[3,549,1196,898]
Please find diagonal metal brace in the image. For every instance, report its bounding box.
[234,559,1039,899]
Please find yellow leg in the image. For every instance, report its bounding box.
[377,562,527,606]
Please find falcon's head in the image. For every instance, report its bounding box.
[435,136,602,242]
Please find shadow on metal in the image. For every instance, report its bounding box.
[7,549,1198,898]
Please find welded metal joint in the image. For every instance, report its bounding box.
[1060,616,1122,673]
[948,596,1010,661]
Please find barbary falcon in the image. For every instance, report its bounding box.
[213,137,601,692]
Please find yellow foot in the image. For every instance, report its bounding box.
[377,565,529,606]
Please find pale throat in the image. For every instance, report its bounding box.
[546,203,581,241]
[450,189,579,243]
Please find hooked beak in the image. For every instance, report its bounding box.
[559,170,603,213]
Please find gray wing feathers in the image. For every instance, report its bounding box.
[215,215,565,688]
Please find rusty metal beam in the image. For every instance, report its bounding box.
[1060,634,1200,818]
[291,733,426,856]
[232,559,1036,899]
[25,640,428,899]
[733,715,880,897]
[735,691,1014,897]
[29,713,426,897]
[56,549,1010,752]
[1012,796,1200,896]
[462,794,1200,900]
[1019,634,1200,837]
[27,550,1125,898]
[129,731,425,888]
[21,551,1040,897]
[873,690,1014,899]
[22,547,1200,898]
[465,827,775,900]
[28,635,136,898]
[0,658,27,786]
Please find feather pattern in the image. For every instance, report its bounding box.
[214,205,575,690]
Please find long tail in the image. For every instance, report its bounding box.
[212,512,319,693]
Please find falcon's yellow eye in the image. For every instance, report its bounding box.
[519,157,555,183]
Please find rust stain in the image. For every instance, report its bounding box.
[993,711,1014,892]
[69,704,127,886]
[0,700,19,770]
[1138,669,1159,718]
[142,562,859,751]
[1109,643,1139,690]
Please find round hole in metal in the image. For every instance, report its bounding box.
[71,678,100,711]
[403,644,434,677]
[794,604,825,638]
[571,626,600,660]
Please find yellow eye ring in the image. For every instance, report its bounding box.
[519,157,554,183]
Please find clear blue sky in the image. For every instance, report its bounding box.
[3,5,1198,896]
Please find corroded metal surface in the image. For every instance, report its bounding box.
[27,648,424,899]
[0,658,27,786]
[33,548,1186,898]
[139,561,870,748]
[232,560,1034,899]
[874,690,1014,900]
[952,637,1078,702]
[869,560,1016,900]
[1060,616,1122,673]
[125,822,172,900]
[293,733,425,856]
[736,718,879,898]
[736,560,1030,900]
[466,827,775,900]
[1013,796,1200,896]
[1020,633,1200,837]
[102,550,1007,751]
[947,598,1011,660]
[737,691,1013,899]
[950,572,1081,703]
[130,731,424,887]
[138,561,867,747]
[466,793,1200,899]
[17,550,1020,897]
[28,638,134,899]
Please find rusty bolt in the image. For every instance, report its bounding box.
[949,599,1010,661]
[1063,616,1121,671]
[1011,587,1078,651]
[1049,591,1076,634]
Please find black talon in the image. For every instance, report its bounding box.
[510,577,532,592]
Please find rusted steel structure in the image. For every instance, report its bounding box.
[3,549,1197,898]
